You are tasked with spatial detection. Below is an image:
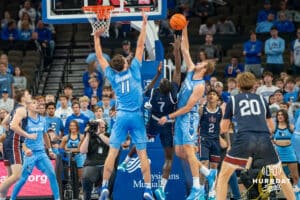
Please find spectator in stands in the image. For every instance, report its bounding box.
[199,34,220,61]
[216,15,236,35]
[0,53,14,75]
[84,77,102,100]
[290,27,300,75]
[256,13,275,33]
[243,31,263,78]
[79,96,95,120]
[1,20,18,41]
[256,71,279,101]
[18,20,33,41]
[45,94,55,104]
[56,84,73,108]
[79,119,110,200]
[13,66,27,89]
[1,11,12,29]
[265,26,285,76]
[97,94,112,131]
[209,76,218,88]
[45,102,64,155]
[224,56,244,78]
[214,81,228,103]
[257,0,277,23]
[121,40,134,62]
[38,103,47,116]
[0,62,14,98]
[35,20,55,61]
[55,94,73,126]
[17,12,35,31]
[226,78,239,96]
[36,95,46,105]
[83,60,103,91]
[199,19,216,35]
[194,0,215,23]
[19,0,37,24]
[0,89,14,113]
[275,78,285,93]
[94,106,104,120]
[273,89,284,106]
[274,11,295,33]
[64,102,89,135]
[157,19,173,37]
[283,78,298,103]
[90,96,99,112]
[178,2,193,18]
[277,0,294,21]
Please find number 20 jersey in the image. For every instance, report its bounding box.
[223,93,271,134]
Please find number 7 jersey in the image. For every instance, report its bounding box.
[105,58,143,112]
[223,93,271,134]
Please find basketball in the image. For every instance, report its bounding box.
[169,13,187,30]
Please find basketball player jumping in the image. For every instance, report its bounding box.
[94,12,154,200]
[158,24,217,200]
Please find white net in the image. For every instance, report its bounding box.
[83,6,114,37]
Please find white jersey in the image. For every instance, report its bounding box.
[55,107,72,126]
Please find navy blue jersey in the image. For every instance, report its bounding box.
[6,104,27,143]
[224,93,271,134]
[145,82,179,118]
[199,105,222,139]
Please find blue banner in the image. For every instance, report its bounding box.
[113,136,186,200]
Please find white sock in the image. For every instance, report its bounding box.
[160,178,168,191]
[200,166,210,177]
[102,180,108,187]
[145,182,151,189]
[124,155,131,163]
[192,177,200,189]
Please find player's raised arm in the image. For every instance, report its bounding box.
[94,29,109,72]
[158,84,205,125]
[145,62,162,92]
[172,35,182,86]
[135,12,148,62]
[181,23,195,72]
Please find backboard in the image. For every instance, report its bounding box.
[42,0,167,24]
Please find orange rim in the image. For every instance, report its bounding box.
[82,5,114,20]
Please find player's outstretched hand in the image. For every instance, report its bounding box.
[94,28,106,37]
[28,133,37,140]
[142,11,148,26]
[158,116,167,125]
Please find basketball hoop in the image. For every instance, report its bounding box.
[82,5,114,37]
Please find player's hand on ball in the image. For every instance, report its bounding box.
[158,116,167,125]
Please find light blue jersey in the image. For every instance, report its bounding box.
[24,115,47,151]
[104,58,147,150]
[175,71,205,146]
[105,58,143,112]
[177,71,205,111]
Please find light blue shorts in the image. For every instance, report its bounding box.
[74,153,85,168]
[110,110,147,150]
[174,111,199,146]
